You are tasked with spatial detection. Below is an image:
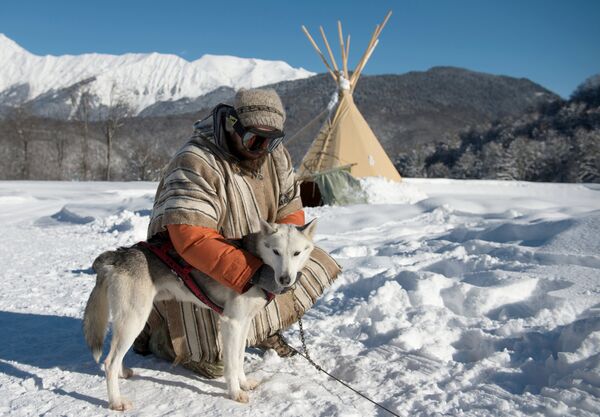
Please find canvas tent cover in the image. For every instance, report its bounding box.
[298,89,401,182]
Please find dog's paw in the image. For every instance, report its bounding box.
[120,367,134,379]
[231,390,249,403]
[240,378,261,391]
[109,397,133,411]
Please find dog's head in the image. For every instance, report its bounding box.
[256,219,317,293]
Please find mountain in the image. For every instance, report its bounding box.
[137,86,236,118]
[0,33,313,118]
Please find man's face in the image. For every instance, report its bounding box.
[227,125,277,161]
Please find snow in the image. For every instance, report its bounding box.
[0,34,314,114]
[1,178,599,416]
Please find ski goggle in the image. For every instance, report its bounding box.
[227,114,285,153]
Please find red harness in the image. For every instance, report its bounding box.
[136,238,275,315]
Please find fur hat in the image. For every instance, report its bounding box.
[233,88,286,131]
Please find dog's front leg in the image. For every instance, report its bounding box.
[221,317,248,403]
[237,316,260,391]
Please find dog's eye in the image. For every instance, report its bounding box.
[293,251,300,256]
[273,249,281,256]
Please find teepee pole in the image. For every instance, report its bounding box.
[351,10,392,85]
[337,21,349,80]
[345,35,351,70]
[351,24,379,85]
[377,10,393,38]
[351,40,379,92]
[319,26,339,74]
[302,25,337,81]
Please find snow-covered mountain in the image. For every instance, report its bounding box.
[0,33,314,118]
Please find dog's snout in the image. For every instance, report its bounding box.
[280,275,291,286]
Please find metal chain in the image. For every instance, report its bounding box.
[292,294,400,417]
[293,298,323,372]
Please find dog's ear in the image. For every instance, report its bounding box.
[297,218,317,240]
[259,219,277,235]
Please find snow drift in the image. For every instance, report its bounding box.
[0,178,599,416]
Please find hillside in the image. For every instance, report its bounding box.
[410,76,600,182]
[274,67,557,162]
[137,67,557,161]
[0,67,558,180]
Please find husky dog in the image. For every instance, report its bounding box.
[83,219,317,410]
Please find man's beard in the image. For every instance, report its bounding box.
[237,154,268,175]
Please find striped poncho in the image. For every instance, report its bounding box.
[136,122,341,373]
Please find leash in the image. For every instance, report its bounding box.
[291,294,401,417]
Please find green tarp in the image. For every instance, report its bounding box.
[312,166,367,206]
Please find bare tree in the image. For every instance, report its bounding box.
[71,88,93,180]
[49,123,68,179]
[100,83,131,181]
[128,139,167,181]
[6,106,33,179]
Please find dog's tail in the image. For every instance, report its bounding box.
[84,251,117,363]
[91,250,120,274]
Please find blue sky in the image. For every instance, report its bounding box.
[1,0,599,97]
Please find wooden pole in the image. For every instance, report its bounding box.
[301,25,337,81]
[345,35,350,66]
[337,21,349,80]
[351,40,379,92]
[353,36,379,81]
[351,10,392,85]
[320,26,339,74]
[351,24,380,85]
[376,10,393,39]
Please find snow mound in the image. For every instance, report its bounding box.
[50,206,94,224]
[92,210,149,244]
[360,177,428,204]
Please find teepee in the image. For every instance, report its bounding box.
[298,11,401,198]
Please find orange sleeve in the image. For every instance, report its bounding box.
[167,224,263,294]
[277,209,305,226]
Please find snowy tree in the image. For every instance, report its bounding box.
[452,148,482,179]
[481,141,517,180]
[572,128,600,182]
[427,162,450,178]
[571,74,600,107]
[541,131,573,182]
[509,136,543,180]
[395,149,427,177]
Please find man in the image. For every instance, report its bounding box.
[133,88,341,377]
